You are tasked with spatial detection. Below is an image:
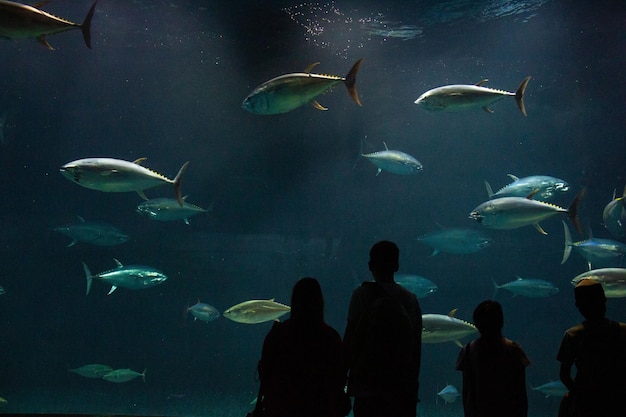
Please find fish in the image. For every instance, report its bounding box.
[492,276,559,298]
[82,259,168,295]
[242,59,363,114]
[571,269,626,298]
[469,188,585,235]
[416,227,493,256]
[395,274,438,298]
[603,186,626,239]
[561,221,626,269]
[53,216,129,247]
[223,299,291,324]
[60,158,190,205]
[136,197,208,224]
[0,0,97,50]
[102,368,146,383]
[531,380,568,398]
[437,384,461,404]
[0,396,6,407]
[69,364,113,378]
[422,309,478,347]
[414,76,531,116]
[358,141,422,176]
[0,285,4,295]
[187,300,220,322]
[485,174,569,200]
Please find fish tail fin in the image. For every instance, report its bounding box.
[491,278,499,299]
[173,161,190,206]
[80,1,98,49]
[344,58,363,106]
[568,188,586,235]
[484,180,494,198]
[352,136,366,169]
[82,262,93,295]
[515,76,531,116]
[561,220,573,265]
[142,368,146,383]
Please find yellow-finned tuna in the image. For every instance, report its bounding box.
[242,59,363,115]
[0,0,97,50]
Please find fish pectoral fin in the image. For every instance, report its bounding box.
[482,106,494,114]
[107,286,118,295]
[311,100,328,111]
[137,191,149,200]
[454,340,463,348]
[533,223,548,235]
[37,36,54,51]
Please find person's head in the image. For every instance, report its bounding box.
[290,277,324,325]
[473,299,504,338]
[368,240,399,282]
[574,278,606,321]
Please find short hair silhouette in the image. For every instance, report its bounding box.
[290,277,324,324]
[368,240,400,273]
[473,300,504,337]
[574,278,606,321]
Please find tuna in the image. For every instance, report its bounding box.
[485,174,569,200]
[395,274,438,299]
[187,300,220,322]
[223,299,291,324]
[136,197,208,224]
[493,276,559,298]
[82,259,168,295]
[603,186,626,239]
[53,216,129,247]
[69,364,113,379]
[102,368,146,383]
[358,141,422,176]
[561,221,626,269]
[571,269,626,298]
[416,227,493,256]
[422,309,477,347]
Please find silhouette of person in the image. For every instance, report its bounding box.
[456,299,530,417]
[257,277,350,417]
[557,278,626,417]
[343,240,422,417]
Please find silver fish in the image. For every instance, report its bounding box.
[242,59,362,114]
[416,227,493,256]
[223,299,291,324]
[395,274,438,299]
[415,76,531,116]
[603,186,626,239]
[571,269,626,298]
[69,364,113,379]
[136,197,208,224]
[102,368,146,383]
[82,259,168,295]
[469,188,585,235]
[422,309,477,347]
[0,0,97,50]
[561,221,626,269]
[60,157,189,205]
[493,276,559,298]
[53,216,129,247]
[485,174,569,200]
[531,380,568,398]
[437,384,461,404]
[187,300,220,322]
[359,141,422,176]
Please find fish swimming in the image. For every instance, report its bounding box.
[416,227,493,256]
[492,276,559,298]
[485,174,569,200]
[422,309,477,347]
[136,197,208,224]
[358,141,422,176]
[53,216,129,247]
[102,368,146,383]
[414,76,531,116]
[395,274,438,298]
[69,364,113,379]
[187,300,220,322]
[603,186,626,239]
[437,384,461,404]
[82,259,168,295]
[242,59,362,114]
[0,0,97,50]
[571,269,626,298]
[561,221,626,269]
[60,158,189,205]
[531,380,568,398]
[223,299,291,324]
[469,188,585,235]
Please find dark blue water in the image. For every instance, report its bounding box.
[0,0,624,415]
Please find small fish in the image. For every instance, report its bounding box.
[223,299,291,324]
[53,216,129,247]
[493,276,559,298]
[187,300,220,322]
[69,364,113,378]
[242,59,362,114]
[437,384,461,404]
[136,197,208,224]
[415,76,531,116]
[531,380,568,398]
[469,188,585,235]
[82,259,168,295]
[416,227,493,256]
[571,269,626,298]
[603,186,626,239]
[0,0,97,50]
[561,221,626,270]
[60,157,189,205]
[422,309,477,347]
[395,274,438,299]
[358,141,422,176]
[485,174,569,200]
[364,23,422,41]
[102,368,146,383]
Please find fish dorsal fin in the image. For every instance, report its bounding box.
[448,308,458,318]
[113,258,123,268]
[475,79,489,86]
[304,62,321,74]
[311,100,327,111]
[77,215,85,223]
[507,174,520,181]
[383,141,389,150]
[484,180,494,198]
[32,1,50,8]
[515,275,523,281]
[133,157,148,165]
[526,189,540,200]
